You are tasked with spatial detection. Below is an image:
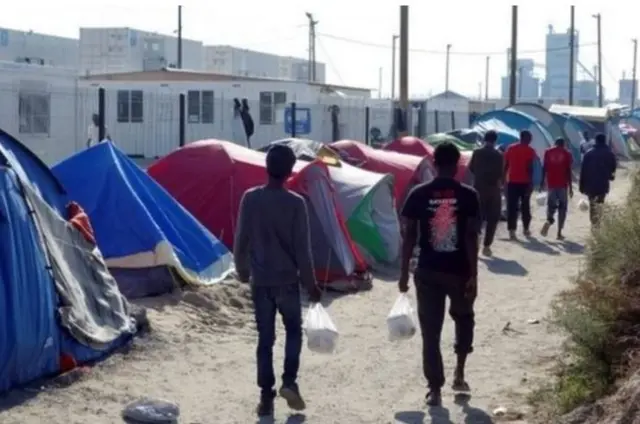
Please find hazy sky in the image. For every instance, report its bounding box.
[1,0,638,98]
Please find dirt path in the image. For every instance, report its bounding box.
[0,172,633,424]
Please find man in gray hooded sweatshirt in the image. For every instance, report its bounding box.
[234,144,322,417]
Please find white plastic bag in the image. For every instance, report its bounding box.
[578,198,589,211]
[303,303,339,354]
[535,192,547,206]
[386,294,417,341]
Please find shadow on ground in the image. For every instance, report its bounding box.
[479,256,528,276]
[394,394,494,424]
[256,413,306,424]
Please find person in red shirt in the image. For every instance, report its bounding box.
[540,138,573,239]
[503,130,537,239]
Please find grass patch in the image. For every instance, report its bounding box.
[530,170,640,418]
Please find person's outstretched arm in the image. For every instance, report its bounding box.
[292,198,317,295]
[233,192,252,283]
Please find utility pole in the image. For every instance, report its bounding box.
[445,44,452,94]
[391,34,399,99]
[633,38,638,110]
[484,56,490,100]
[569,6,575,105]
[305,12,318,82]
[399,5,409,137]
[509,5,518,106]
[593,13,603,106]
[177,5,183,69]
[378,67,383,98]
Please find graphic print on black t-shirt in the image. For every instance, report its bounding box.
[429,190,458,253]
[401,178,479,277]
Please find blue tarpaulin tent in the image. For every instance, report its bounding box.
[52,142,234,298]
[471,109,554,185]
[0,129,133,393]
[508,103,581,164]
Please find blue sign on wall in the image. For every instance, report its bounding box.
[0,30,8,47]
[284,107,311,135]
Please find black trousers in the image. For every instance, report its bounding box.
[506,183,532,232]
[477,188,502,247]
[588,194,606,227]
[414,269,475,390]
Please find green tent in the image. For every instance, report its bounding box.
[261,138,401,265]
[426,133,476,151]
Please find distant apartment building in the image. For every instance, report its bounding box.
[0,27,79,68]
[78,27,204,75]
[542,25,578,102]
[204,45,326,83]
[501,57,540,100]
[619,78,638,104]
[575,80,598,106]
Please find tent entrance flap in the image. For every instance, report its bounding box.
[346,176,400,264]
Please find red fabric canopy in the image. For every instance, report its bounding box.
[147,140,366,283]
[329,140,434,205]
[384,136,471,183]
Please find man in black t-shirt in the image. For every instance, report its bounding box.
[399,142,480,407]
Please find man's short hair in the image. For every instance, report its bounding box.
[520,130,532,142]
[266,144,297,180]
[595,133,607,144]
[555,137,565,146]
[433,141,461,169]
[484,130,498,143]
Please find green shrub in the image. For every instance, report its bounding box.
[531,170,640,416]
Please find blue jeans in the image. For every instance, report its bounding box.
[252,284,302,396]
[547,188,568,230]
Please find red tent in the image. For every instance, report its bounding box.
[384,136,471,184]
[148,140,367,287]
[384,136,435,157]
[329,140,435,207]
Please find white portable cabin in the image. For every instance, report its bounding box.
[78,69,384,158]
[0,60,81,165]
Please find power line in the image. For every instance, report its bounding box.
[316,35,345,85]
[316,32,597,56]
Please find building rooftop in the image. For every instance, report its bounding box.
[82,67,371,93]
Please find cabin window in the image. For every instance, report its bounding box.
[117,90,144,123]
[187,90,214,124]
[18,91,50,135]
[259,91,287,125]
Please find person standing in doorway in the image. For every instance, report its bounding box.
[540,138,573,240]
[86,113,110,148]
[234,144,323,417]
[504,130,537,239]
[579,133,617,228]
[399,142,480,407]
[468,130,504,256]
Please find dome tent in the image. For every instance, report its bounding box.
[508,102,580,164]
[53,142,235,299]
[0,128,133,392]
[148,140,369,290]
[471,109,554,185]
[330,139,436,208]
[260,138,400,266]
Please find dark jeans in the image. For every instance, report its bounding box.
[506,183,532,232]
[547,188,569,230]
[477,187,502,247]
[588,194,606,227]
[252,284,302,397]
[414,269,475,390]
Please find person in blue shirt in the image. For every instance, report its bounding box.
[579,133,617,227]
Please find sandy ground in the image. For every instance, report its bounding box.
[0,171,634,424]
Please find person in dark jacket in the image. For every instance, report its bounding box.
[579,133,617,227]
[234,144,322,417]
[468,130,504,256]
